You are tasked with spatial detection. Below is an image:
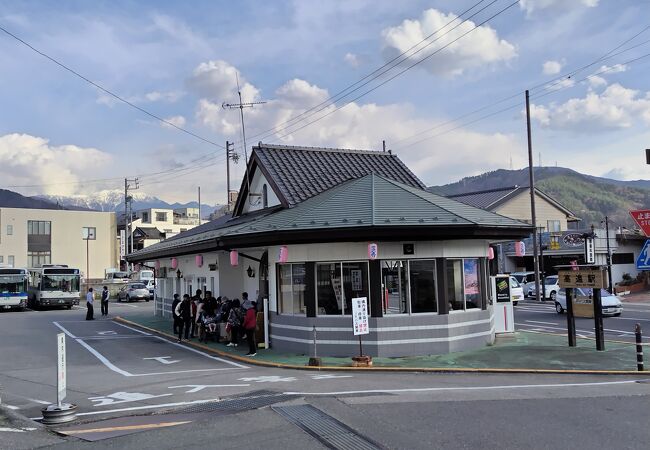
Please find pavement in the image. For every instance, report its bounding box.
[116,302,649,373]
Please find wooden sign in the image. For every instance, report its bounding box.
[558,269,606,289]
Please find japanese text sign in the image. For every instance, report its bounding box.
[352,297,369,336]
[630,210,650,237]
[558,269,606,289]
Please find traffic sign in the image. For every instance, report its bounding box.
[630,210,650,236]
[57,333,66,406]
[636,239,650,270]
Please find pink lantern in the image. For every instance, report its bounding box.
[487,247,495,260]
[230,250,239,267]
[171,258,178,270]
[278,246,289,263]
[368,243,378,260]
[155,260,160,270]
[515,241,525,257]
[195,254,203,268]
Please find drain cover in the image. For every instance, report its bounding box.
[158,390,297,415]
[273,404,385,450]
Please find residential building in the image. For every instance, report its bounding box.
[0,207,117,279]
[128,143,531,357]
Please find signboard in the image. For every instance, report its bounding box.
[630,210,650,237]
[558,269,606,289]
[584,237,595,264]
[495,275,511,303]
[120,229,126,258]
[82,227,96,240]
[368,243,378,260]
[350,269,362,291]
[636,239,650,270]
[352,297,369,336]
[57,332,66,405]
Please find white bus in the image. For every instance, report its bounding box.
[0,267,29,311]
[28,266,81,309]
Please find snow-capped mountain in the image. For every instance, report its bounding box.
[35,189,221,218]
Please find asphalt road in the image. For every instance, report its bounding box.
[2,300,650,449]
[514,299,650,342]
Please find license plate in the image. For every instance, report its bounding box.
[58,299,64,304]
[3,305,10,309]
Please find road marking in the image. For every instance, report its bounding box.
[156,337,248,369]
[283,379,643,396]
[525,320,559,326]
[89,392,173,407]
[62,421,191,434]
[0,426,36,432]
[76,338,133,376]
[114,322,151,336]
[238,375,297,383]
[311,374,354,380]
[115,303,138,308]
[73,398,221,417]
[97,331,118,335]
[143,356,179,365]
[4,405,19,410]
[168,384,250,393]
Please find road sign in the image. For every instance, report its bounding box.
[558,269,606,289]
[584,236,595,264]
[57,333,66,406]
[630,210,650,236]
[352,297,369,336]
[636,239,650,270]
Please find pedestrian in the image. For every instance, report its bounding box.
[85,287,95,321]
[226,298,243,347]
[171,293,181,334]
[243,300,257,356]
[190,289,202,338]
[241,291,253,310]
[100,286,109,317]
[175,294,192,342]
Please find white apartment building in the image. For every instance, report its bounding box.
[128,207,207,251]
[0,207,117,279]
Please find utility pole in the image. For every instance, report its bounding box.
[198,186,201,225]
[124,177,139,271]
[525,90,542,302]
[603,215,613,293]
[225,141,239,213]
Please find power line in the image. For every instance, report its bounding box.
[0,24,225,150]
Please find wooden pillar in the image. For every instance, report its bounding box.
[305,262,316,317]
[369,260,383,318]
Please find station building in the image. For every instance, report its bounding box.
[127,144,531,357]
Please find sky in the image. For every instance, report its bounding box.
[1,0,649,205]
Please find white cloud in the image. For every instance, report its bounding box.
[143,90,184,103]
[187,60,259,102]
[344,52,360,68]
[162,115,186,128]
[544,76,575,92]
[0,133,112,196]
[542,60,563,75]
[530,83,650,131]
[381,8,517,78]
[520,0,599,15]
[588,75,607,88]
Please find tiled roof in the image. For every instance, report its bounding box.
[239,143,426,210]
[133,227,164,240]
[446,186,521,210]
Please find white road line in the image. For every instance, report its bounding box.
[76,335,154,340]
[114,303,138,308]
[153,336,248,369]
[612,317,650,322]
[0,426,37,432]
[4,405,20,410]
[75,398,221,417]
[525,320,560,326]
[283,380,643,396]
[75,338,134,377]
[53,321,78,338]
[114,322,152,335]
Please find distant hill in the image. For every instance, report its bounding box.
[0,189,78,210]
[430,167,650,228]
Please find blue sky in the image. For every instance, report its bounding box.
[1,0,649,204]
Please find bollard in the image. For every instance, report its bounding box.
[635,323,644,371]
[308,325,321,367]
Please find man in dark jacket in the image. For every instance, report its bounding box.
[101,286,110,317]
[190,289,202,338]
[175,294,192,342]
[171,294,181,334]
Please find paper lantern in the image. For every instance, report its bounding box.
[488,247,495,260]
[195,254,203,268]
[155,260,160,270]
[171,258,178,270]
[278,246,288,263]
[368,243,378,260]
[230,250,239,267]
[515,241,525,257]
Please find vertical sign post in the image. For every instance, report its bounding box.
[352,297,369,357]
[57,333,66,407]
[584,236,595,264]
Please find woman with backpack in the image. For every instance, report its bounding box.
[243,301,258,356]
[226,298,243,347]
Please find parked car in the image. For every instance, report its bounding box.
[511,271,540,298]
[146,279,155,300]
[117,283,150,302]
[510,276,523,306]
[555,288,623,316]
[527,275,561,301]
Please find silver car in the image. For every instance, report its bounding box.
[555,288,622,316]
[117,283,150,302]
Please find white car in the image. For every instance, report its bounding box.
[512,271,538,298]
[510,276,523,306]
[117,283,150,302]
[555,288,623,316]
[527,275,560,301]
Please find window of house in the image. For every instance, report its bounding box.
[316,262,369,315]
[447,258,483,311]
[547,220,561,232]
[409,259,437,313]
[0,256,3,263]
[8,255,15,267]
[382,260,437,314]
[6,225,12,236]
[382,260,409,314]
[142,212,150,223]
[277,263,306,315]
[28,221,51,235]
[28,251,51,268]
[156,212,168,222]
[262,184,268,208]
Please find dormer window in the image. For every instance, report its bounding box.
[262,184,268,208]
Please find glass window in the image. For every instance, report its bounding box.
[8,255,14,266]
[342,262,369,315]
[42,274,80,292]
[0,256,3,263]
[382,260,409,314]
[409,260,437,313]
[448,259,483,311]
[463,259,481,310]
[447,260,463,311]
[547,220,561,232]
[292,265,306,314]
[317,263,343,315]
[28,251,51,268]
[6,225,12,235]
[277,263,306,315]
[27,221,51,236]
[156,212,168,222]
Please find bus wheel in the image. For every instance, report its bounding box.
[66,305,72,310]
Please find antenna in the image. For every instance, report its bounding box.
[222,73,267,206]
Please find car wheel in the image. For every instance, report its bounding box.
[614,312,621,317]
[550,291,557,302]
[66,305,72,310]
[145,298,150,302]
[513,301,518,306]
[555,302,564,314]
[126,295,131,302]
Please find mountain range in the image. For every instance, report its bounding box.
[430,167,650,229]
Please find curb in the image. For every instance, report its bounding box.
[0,404,45,429]
[114,317,650,376]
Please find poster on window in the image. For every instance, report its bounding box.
[350,269,362,291]
[463,259,479,296]
[352,297,369,336]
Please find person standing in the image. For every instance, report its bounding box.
[86,287,95,321]
[171,293,181,334]
[100,286,109,317]
[175,294,192,342]
[190,289,202,338]
[243,301,257,356]
[226,298,243,347]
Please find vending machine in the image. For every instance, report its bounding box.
[491,275,514,334]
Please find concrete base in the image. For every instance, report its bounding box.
[351,356,373,367]
[308,357,322,367]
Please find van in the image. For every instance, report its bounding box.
[511,271,541,298]
[104,271,130,283]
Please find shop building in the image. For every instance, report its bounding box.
[128,144,531,357]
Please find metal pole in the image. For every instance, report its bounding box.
[86,238,89,283]
[635,323,644,371]
[605,216,613,293]
[226,141,231,213]
[539,229,545,300]
[525,90,542,302]
[313,325,318,359]
[358,335,363,357]
[566,288,576,347]
[198,186,201,225]
[124,178,127,271]
[593,287,605,351]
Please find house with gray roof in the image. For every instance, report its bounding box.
[128,143,531,357]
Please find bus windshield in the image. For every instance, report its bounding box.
[42,274,80,292]
[0,276,28,294]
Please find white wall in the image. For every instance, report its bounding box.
[240,170,281,214]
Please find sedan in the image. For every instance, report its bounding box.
[555,288,622,316]
[117,283,150,302]
[510,276,524,306]
[527,275,560,301]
